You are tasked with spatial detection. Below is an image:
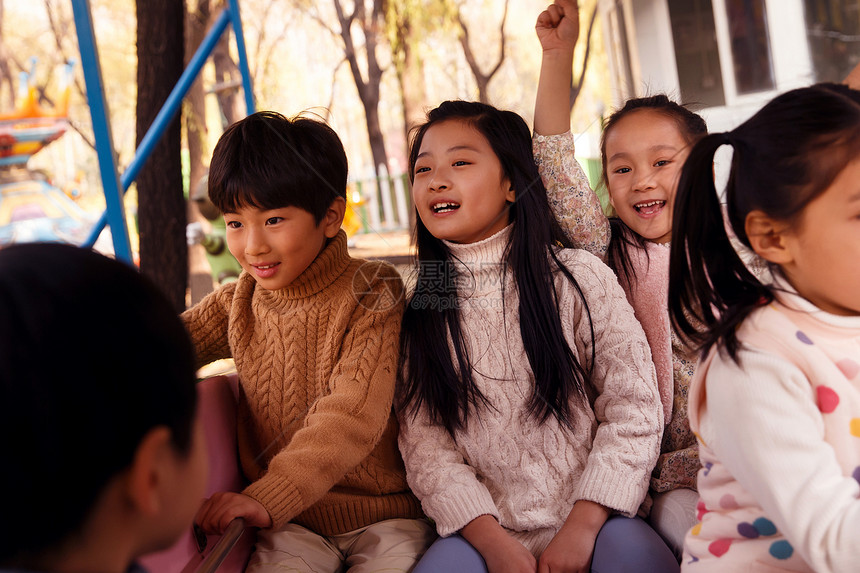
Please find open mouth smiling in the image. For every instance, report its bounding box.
[634,200,666,215]
[431,201,460,214]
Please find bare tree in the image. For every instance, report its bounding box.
[569,3,598,113]
[299,0,389,179]
[249,1,291,92]
[136,0,187,311]
[212,27,243,127]
[386,0,430,145]
[453,0,509,104]
[333,0,388,178]
[185,0,215,303]
[185,0,210,191]
[0,0,17,109]
[37,0,96,148]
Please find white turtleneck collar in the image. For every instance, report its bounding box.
[442,224,513,267]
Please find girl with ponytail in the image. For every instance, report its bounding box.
[669,83,860,572]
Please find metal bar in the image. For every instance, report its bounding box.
[192,518,246,573]
[71,0,133,263]
[84,10,232,247]
[227,0,256,115]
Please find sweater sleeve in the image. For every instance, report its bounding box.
[398,405,500,537]
[533,131,610,261]
[703,348,860,573]
[180,281,235,368]
[242,265,406,528]
[561,250,663,516]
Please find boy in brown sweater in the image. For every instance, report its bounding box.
[184,111,431,572]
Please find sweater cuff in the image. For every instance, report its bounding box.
[243,473,304,529]
[428,486,500,537]
[575,465,650,518]
[532,130,574,144]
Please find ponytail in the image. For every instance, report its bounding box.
[668,132,771,361]
[671,84,860,362]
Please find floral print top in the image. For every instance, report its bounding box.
[533,130,698,493]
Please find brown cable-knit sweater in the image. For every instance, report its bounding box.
[182,230,422,534]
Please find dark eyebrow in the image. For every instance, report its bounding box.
[608,144,681,163]
[416,144,480,160]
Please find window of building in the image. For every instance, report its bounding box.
[668,0,726,106]
[725,0,775,94]
[607,1,635,101]
[804,0,860,82]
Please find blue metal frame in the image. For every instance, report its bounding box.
[71,0,255,263]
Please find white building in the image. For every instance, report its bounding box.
[599,0,860,131]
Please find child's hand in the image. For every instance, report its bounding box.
[194,491,272,534]
[537,525,596,573]
[535,0,580,54]
[485,536,537,573]
[462,515,537,573]
[537,500,609,573]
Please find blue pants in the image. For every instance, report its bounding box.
[412,516,679,573]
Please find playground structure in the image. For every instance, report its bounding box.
[0,59,99,247]
[72,0,255,265]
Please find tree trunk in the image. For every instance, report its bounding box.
[212,29,242,128]
[456,0,508,104]
[185,0,214,304]
[569,4,599,113]
[136,0,187,312]
[391,9,427,146]
[333,0,388,179]
[185,0,209,196]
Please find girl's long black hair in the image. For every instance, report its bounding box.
[600,95,708,284]
[399,100,595,435]
[669,83,860,361]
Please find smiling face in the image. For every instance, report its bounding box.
[776,158,860,316]
[224,203,339,290]
[604,109,693,243]
[412,119,515,244]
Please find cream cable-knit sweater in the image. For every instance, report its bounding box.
[398,226,662,553]
[183,230,422,535]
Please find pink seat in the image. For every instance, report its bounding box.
[139,374,255,572]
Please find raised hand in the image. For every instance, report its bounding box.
[535,0,580,54]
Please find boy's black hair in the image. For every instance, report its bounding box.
[669,83,860,360]
[398,100,595,435]
[0,243,198,564]
[208,111,348,223]
[599,95,708,284]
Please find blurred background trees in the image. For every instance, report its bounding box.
[0,0,609,302]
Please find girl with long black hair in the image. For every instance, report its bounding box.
[397,100,677,573]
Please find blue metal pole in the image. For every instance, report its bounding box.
[71,0,133,263]
[84,10,232,248]
[228,0,256,115]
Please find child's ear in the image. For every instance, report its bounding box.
[125,426,174,516]
[745,210,793,265]
[506,185,515,203]
[323,196,347,239]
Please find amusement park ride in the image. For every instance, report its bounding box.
[0,60,97,247]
